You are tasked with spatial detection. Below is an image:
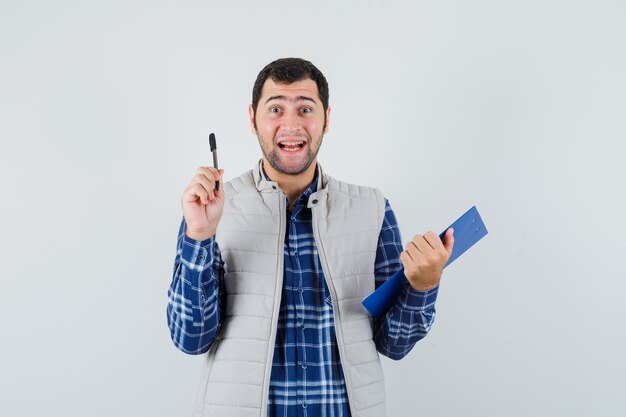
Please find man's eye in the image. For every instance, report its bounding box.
[270,107,281,113]
[300,108,311,113]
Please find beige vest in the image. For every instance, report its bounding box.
[193,161,387,417]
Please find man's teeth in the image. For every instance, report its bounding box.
[279,141,305,151]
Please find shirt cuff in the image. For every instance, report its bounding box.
[395,277,439,312]
[181,234,215,268]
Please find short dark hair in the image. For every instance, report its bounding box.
[251,57,329,118]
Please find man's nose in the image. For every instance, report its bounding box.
[280,109,302,130]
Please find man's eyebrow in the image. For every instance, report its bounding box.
[265,95,317,104]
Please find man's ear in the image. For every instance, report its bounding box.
[248,104,257,134]
[323,105,331,133]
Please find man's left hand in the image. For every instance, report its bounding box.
[400,228,455,291]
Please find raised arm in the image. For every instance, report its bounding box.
[166,166,226,354]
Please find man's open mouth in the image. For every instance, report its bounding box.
[278,140,306,152]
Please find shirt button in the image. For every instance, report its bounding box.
[301,362,308,369]
[272,185,277,190]
[311,199,318,204]
[294,251,299,256]
[302,401,307,409]
[297,287,304,293]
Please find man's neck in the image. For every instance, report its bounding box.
[262,158,317,207]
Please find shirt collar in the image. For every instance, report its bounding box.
[261,163,319,207]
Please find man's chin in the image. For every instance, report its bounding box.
[267,155,314,176]
[275,164,311,176]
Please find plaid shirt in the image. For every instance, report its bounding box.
[167,176,439,416]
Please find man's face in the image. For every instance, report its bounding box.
[249,78,330,175]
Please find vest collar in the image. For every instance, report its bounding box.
[252,159,329,197]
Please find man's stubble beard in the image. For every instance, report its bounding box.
[258,133,324,175]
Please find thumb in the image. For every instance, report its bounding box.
[443,228,455,253]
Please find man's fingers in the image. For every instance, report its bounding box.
[412,234,433,256]
[404,241,421,263]
[400,251,413,268]
[183,183,209,205]
[193,173,216,199]
[423,231,445,252]
[206,167,222,180]
[412,231,452,264]
[196,166,223,182]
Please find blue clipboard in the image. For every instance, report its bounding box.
[362,206,488,319]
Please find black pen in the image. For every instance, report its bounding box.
[209,133,219,191]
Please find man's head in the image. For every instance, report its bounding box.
[251,58,329,129]
[249,58,331,176]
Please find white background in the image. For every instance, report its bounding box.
[1,1,625,416]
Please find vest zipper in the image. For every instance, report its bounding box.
[311,203,358,417]
[260,193,285,417]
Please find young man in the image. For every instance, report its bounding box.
[167,58,454,417]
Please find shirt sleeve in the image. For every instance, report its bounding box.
[166,217,224,355]
[372,199,440,360]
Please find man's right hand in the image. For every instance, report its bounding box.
[181,166,225,241]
